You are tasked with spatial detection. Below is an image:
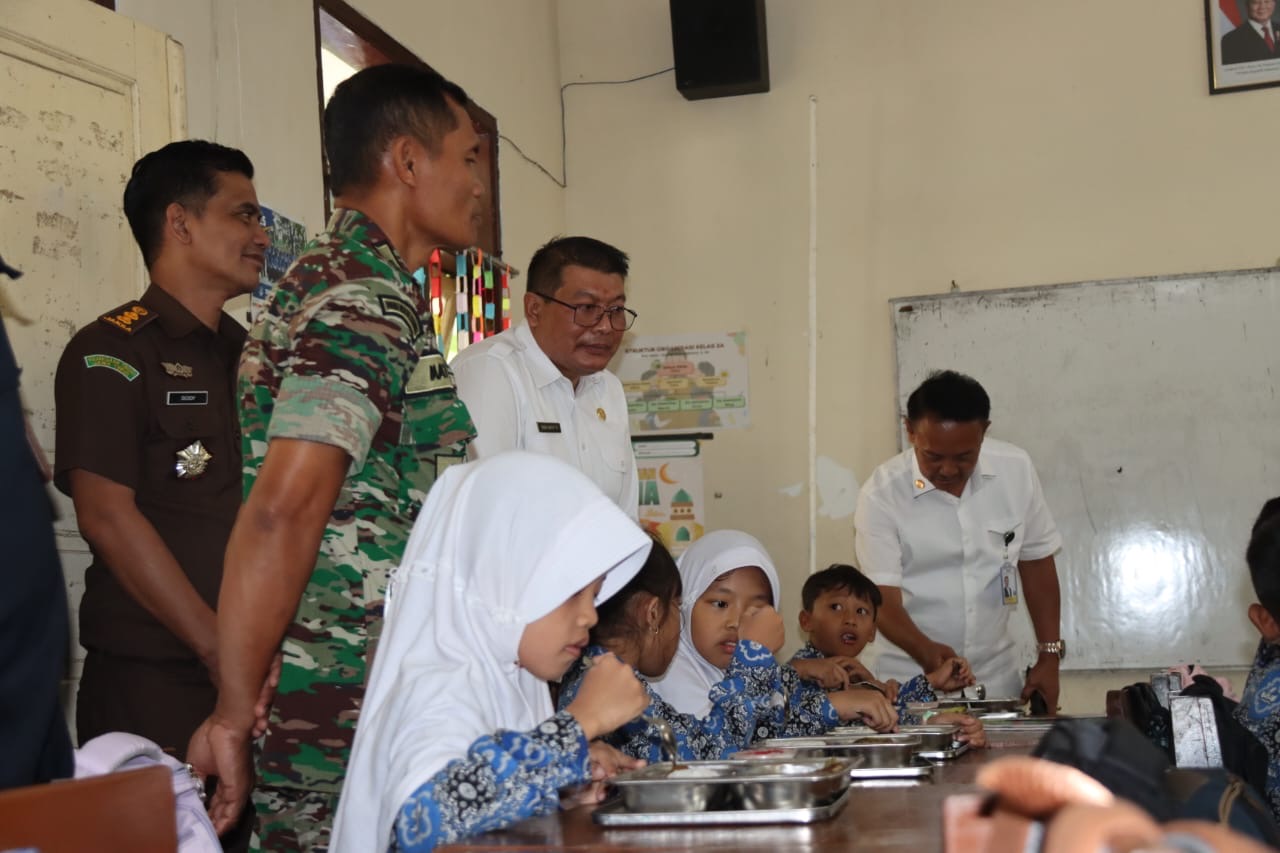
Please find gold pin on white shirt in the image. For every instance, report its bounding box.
[914,479,925,490]
[596,407,606,422]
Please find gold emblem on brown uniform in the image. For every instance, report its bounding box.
[175,440,212,478]
[98,300,158,335]
[161,361,193,379]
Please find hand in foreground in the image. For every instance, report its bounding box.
[738,605,786,654]
[926,656,976,692]
[828,688,897,732]
[566,655,648,741]
[931,712,987,748]
[252,652,283,739]
[186,714,252,835]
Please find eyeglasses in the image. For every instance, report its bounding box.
[540,293,638,330]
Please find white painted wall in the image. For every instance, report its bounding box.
[557,0,1277,713]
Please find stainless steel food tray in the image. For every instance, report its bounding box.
[593,786,852,827]
[830,724,959,747]
[907,696,1025,714]
[916,740,969,761]
[607,758,853,813]
[848,756,937,781]
[749,735,921,768]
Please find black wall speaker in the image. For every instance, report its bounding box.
[669,0,770,101]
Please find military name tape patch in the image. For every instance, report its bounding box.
[166,391,209,406]
[405,352,454,396]
[84,354,140,381]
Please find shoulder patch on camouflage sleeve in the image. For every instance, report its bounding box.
[84,353,140,381]
[405,352,454,396]
[98,300,158,335]
[376,294,423,343]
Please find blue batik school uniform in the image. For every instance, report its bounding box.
[392,711,589,851]
[1234,639,1280,823]
[558,640,839,762]
[789,642,937,724]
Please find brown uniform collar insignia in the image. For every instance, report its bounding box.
[98,300,158,336]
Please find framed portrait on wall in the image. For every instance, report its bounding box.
[1206,0,1280,93]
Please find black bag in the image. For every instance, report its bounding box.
[1033,717,1176,820]
[1180,674,1270,793]
[1034,717,1280,845]
[1121,681,1173,760]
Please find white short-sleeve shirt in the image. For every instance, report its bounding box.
[450,323,638,517]
[854,438,1061,698]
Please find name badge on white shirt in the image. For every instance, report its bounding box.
[1000,530,1018,606]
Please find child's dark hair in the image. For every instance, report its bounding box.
[1248,510,1280,623]
[801,563,882,614]
[591,531,682,645]
[1253,497,1280,536]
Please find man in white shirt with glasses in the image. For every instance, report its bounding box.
[451,236,639,516]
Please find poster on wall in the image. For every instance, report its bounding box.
[618,331,750,435]
[634,439,705,556]
[249,205,308,323]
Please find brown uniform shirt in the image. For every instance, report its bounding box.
[54,284,246,661]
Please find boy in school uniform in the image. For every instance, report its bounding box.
[1235,498,1280,822]
[791,564,985,742]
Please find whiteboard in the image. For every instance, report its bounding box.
[891,268,1280,670]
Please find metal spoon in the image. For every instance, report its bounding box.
[645,716,679,765]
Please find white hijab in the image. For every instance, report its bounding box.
[648,530,781,717]
[330,451,651,852]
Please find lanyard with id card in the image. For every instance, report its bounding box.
[1000,530,1018,606]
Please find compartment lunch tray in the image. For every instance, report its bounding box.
[847,756,937,781]
[593,785,852,827]
[915,740,970,761]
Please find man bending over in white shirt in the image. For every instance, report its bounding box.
[854,370,1065,709]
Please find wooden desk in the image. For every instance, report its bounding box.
[438,738,1039,852]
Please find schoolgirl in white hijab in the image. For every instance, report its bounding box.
[648,530,785,716]
[330,452,651,853]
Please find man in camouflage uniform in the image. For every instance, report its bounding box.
[187,64,482,851]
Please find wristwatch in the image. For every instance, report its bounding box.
[1037,639,1066,660]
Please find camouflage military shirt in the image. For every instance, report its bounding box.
[240,208,474,795]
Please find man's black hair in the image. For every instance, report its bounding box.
[324,64,470,196]
[801,563,882,615]
[122,140,254,268]
[905,370,991,423]
[527,236,629,298]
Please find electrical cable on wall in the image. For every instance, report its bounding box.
[498,66,674,189]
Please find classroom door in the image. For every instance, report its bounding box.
[0,0,185,713]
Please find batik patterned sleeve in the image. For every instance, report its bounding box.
[777,665,841,737]
[895,673,936,725]
[1232,640,1280,824]
[559,643,781,762]
[788,643,824,662]
[393,710,591,852]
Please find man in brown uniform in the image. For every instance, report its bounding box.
[54,140,268,849]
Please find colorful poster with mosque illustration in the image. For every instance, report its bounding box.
[634,440,705,556]
[618,332,749,435]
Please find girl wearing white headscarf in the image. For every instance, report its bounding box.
[330,452,651,853]
[647,530,850,738]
